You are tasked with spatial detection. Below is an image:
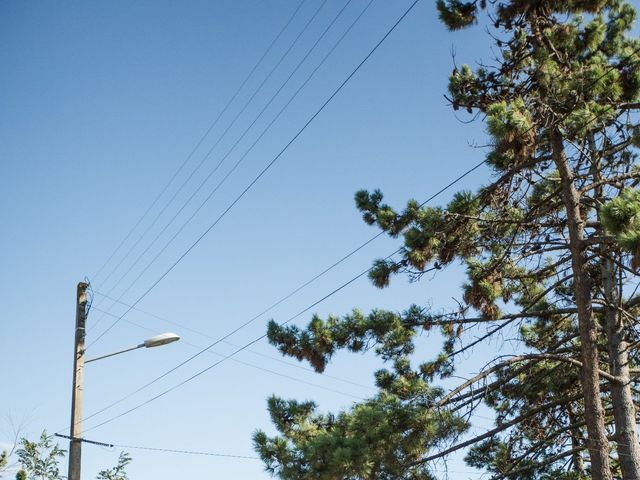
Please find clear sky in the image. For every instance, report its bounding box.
[0,0,556,478]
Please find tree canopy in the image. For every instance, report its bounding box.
[255,0,640,479]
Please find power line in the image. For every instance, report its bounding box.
[92,0,328,297]
[52,435,479,474]
[77,0,640,443]
[53,433,485,473]
[91,0,308,287]
[87,0,366,341]
[113,443,259,460]
[96,42,640,455]
[53,434,258,460]
[86,150,484,385]
[92,81,484,347]
[58,428,640,473]
[85,0,383,349]
[89,305,367,400]
[88,0,332,334]
[74,153,486,430]
[90,298,375,391]
[74,122,490,433]
[79,258,393,434]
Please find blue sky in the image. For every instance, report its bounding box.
[0,0,546,478]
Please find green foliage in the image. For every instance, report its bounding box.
[486,99,535,168]
[436,0,477,30]
[447,190,479,215]
[601,188,640,239]
[268,308,417,373]
[15,432,65,480]
[602,188,640,267]
[527,172,561,209]
[566,103,617,138]
[466,436,590,480]
[368,259,401,288]
[355,189,413,236]
[14,432,131,480]
[259,0,640,478]
[448,64,480,112]
[582,15,607,51]
[254,392,468,480]
[96,452,131,480]
[486,99,533,140]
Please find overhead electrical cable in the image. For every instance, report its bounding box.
[93,0,328,295]
[81,257,406,434]
[53,433,258,460]
[86,0,377,348]
[91,298,375,391]
[59,0,433,432]
[88,0,358,336]
[69,155,486,432]
[56,256,380,436]
[89,305,367,400]
[73,94,493,435]
[88,0,332,333]
[110,443,259,460]
[90,142,483,353]
[76,44,640,432]
[86,156,484,386]
[78,152,486,430]
[91,0,308,286]
[52,433,488,473]
[75,0,640,435]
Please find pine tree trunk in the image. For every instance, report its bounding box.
[602,257,640,479]
[552,131,612,480]
[567,405,585,474]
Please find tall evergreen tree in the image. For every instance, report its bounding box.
[256,0,640,478]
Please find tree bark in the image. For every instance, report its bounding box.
[602,256,640,479]
[567,404,585,475]
[551,130,612,480]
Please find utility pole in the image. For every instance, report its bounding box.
[68,282,88,480]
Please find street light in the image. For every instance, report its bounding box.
[68,283,180,480]
[85,332,181,363]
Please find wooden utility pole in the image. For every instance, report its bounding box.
[68,282,88,480]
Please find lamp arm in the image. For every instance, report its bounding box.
[85,344,145,364]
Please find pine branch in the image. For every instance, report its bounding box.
[493,447,586,479]
[416,393,583,465]
[439,353,619,410]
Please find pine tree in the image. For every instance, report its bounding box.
[256,0,640,478]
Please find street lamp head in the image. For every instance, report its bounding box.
[144,332,180,348]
